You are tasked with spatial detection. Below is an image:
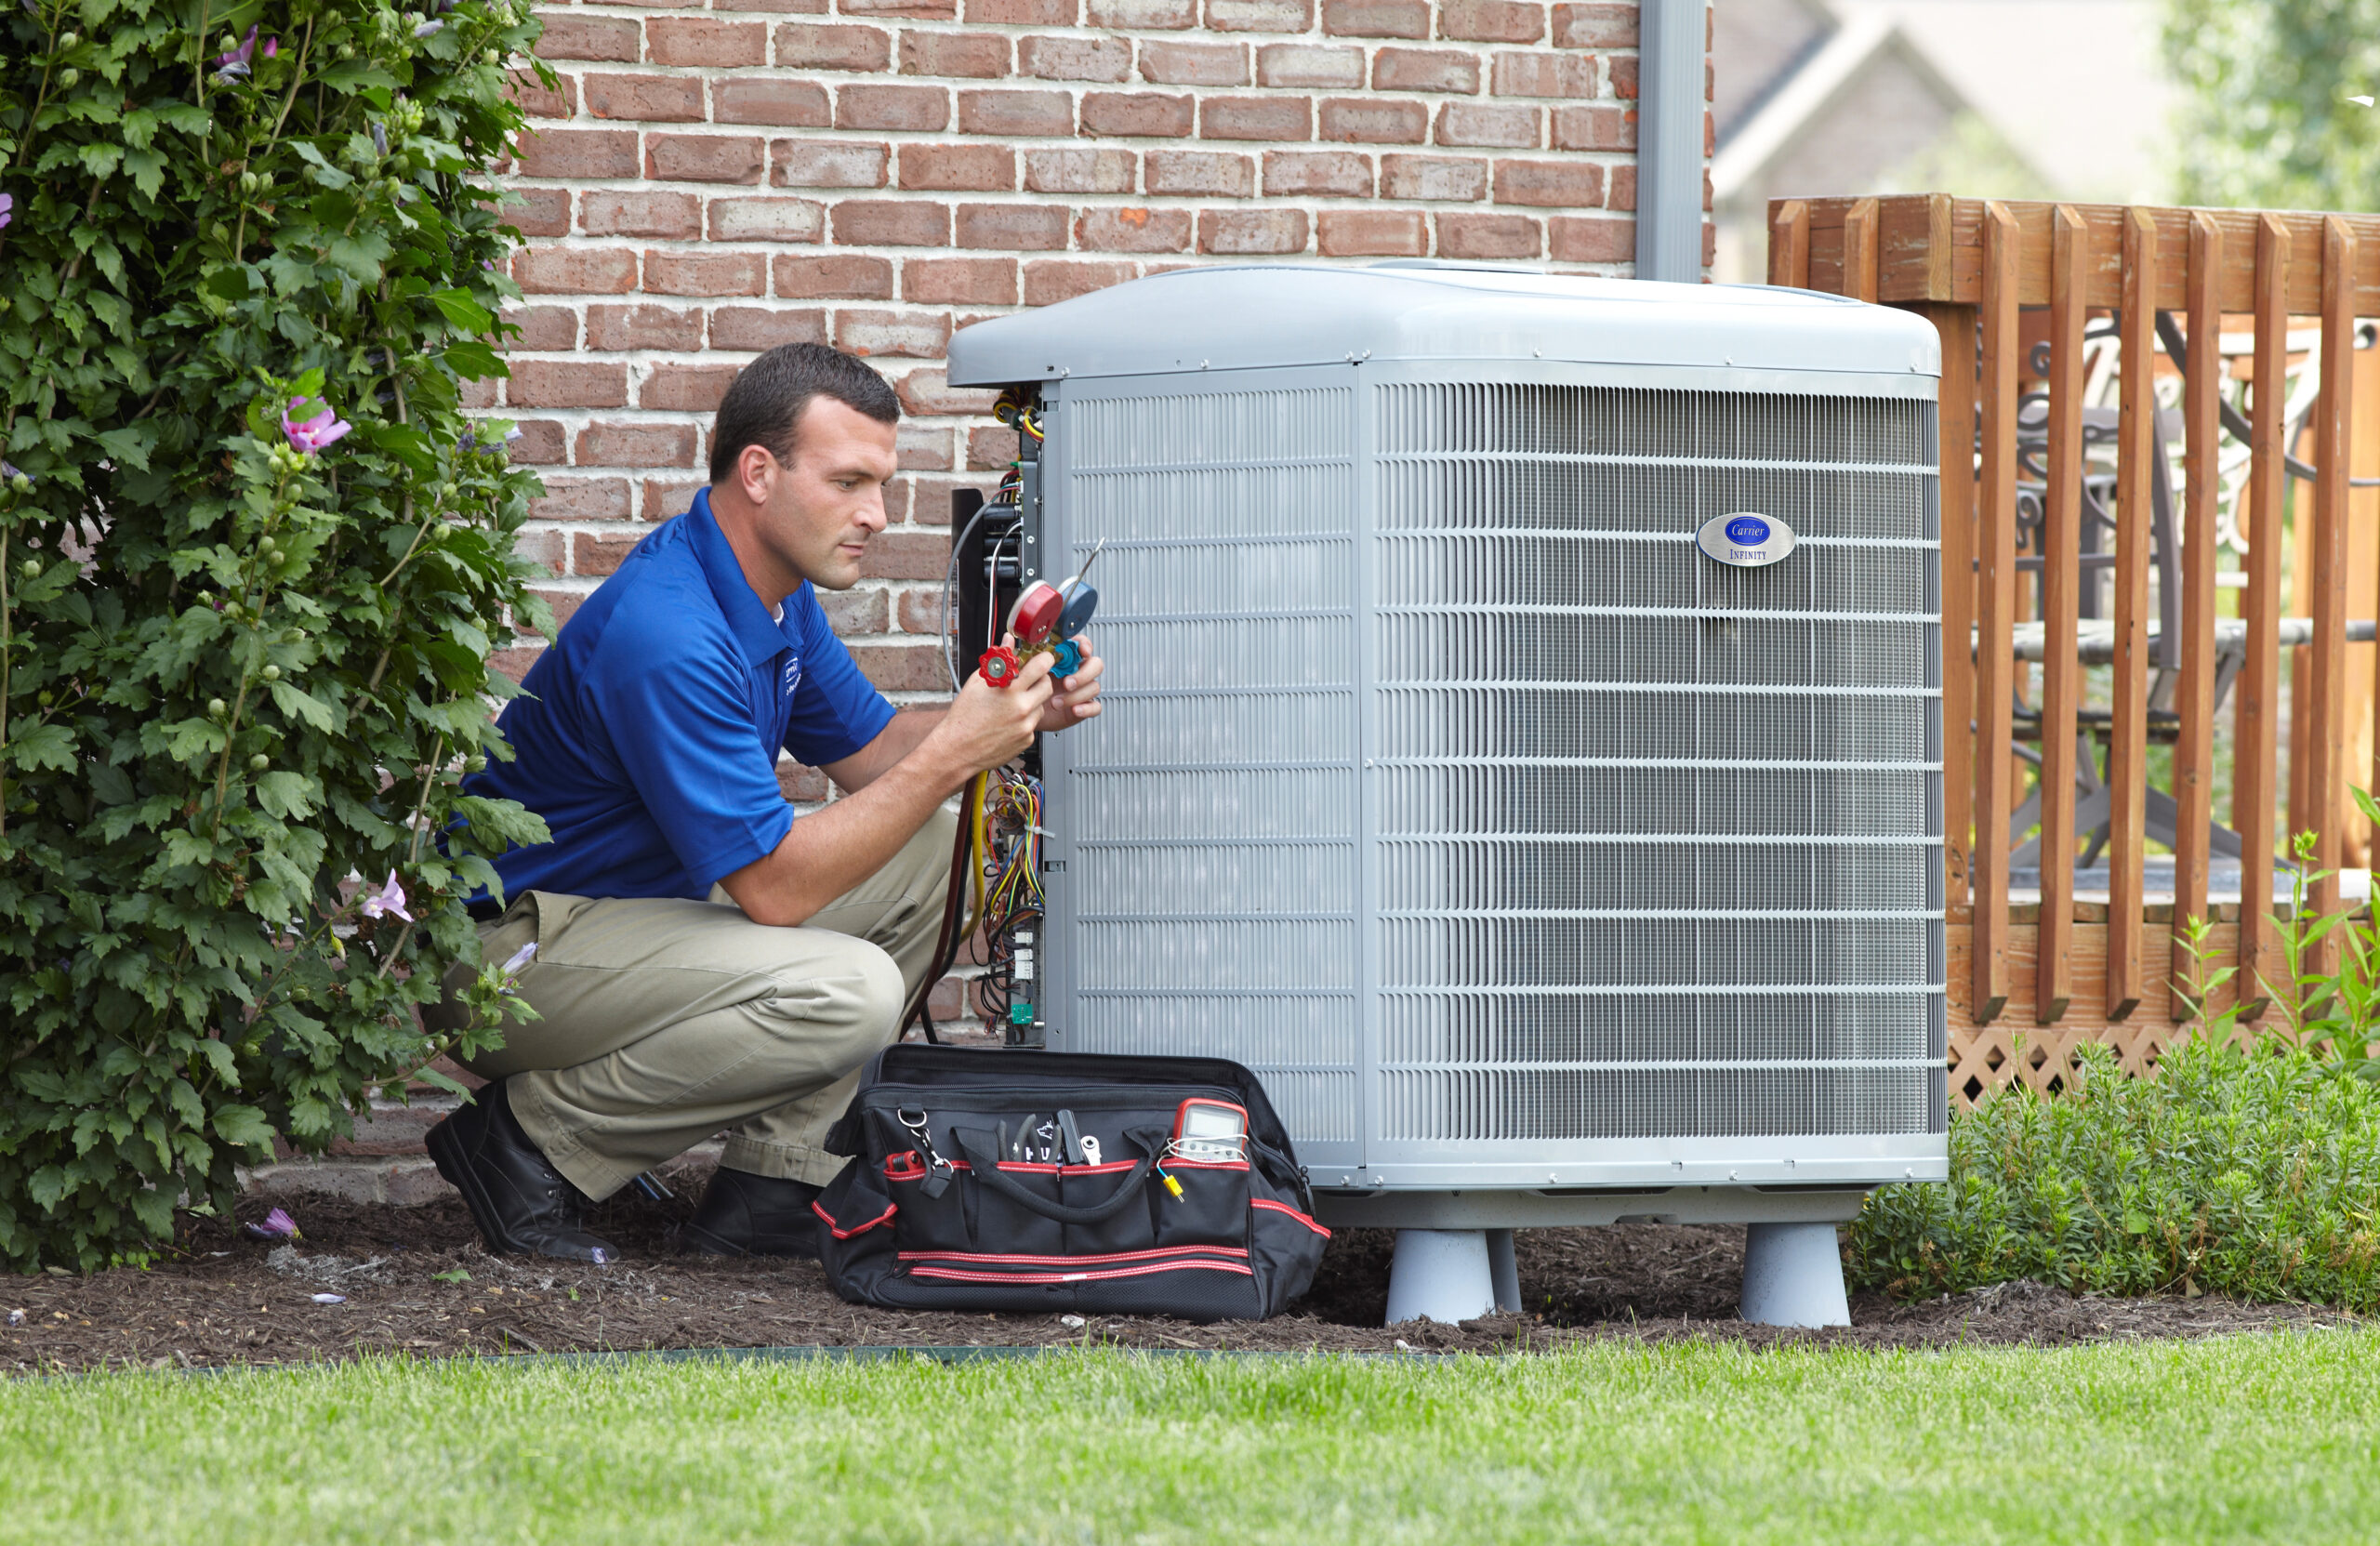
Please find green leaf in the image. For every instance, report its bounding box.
[210,1105,273,1149]
[441,339,507,381]
[92,426,153,472]
[8,723,78,773]
[123,147,167,200]
[253,771,319,820]
[415,1065,473,1099]
[366,422,437,478]
[428,286,495,335]
[268,681,337,733]
[89,761,136,806]
[318,59,403,94]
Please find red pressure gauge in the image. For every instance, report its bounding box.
[1006,581,1065,647]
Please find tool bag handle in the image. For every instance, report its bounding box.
[951,1129,1156,1225]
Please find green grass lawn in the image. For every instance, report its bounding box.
[7,1334,2379,1544]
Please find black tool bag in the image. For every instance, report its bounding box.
[811,1046,1330,1322]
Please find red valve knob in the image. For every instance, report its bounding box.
[977,645,1021,688]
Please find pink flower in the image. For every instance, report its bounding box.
[261,37,278,59]
[360,869,411,922]
[242,1207,299,1240]
[0,192,12,231]
[281,398,354,456]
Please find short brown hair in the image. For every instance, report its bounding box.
[708,343,900,483]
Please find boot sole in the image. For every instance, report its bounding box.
[675,1220,748,1257]
[676,1219,821,1261]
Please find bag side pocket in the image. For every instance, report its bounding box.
[815,1161,900,1306]
[1246,1187,1331,1315]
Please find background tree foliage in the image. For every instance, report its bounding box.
[2164,0,2380,211]
[0,0,556,1269]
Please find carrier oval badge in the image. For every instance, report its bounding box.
[1697,510,1795,569]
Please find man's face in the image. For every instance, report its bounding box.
[748,397,897,592]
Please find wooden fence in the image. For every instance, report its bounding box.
[1768,193,2380,1103]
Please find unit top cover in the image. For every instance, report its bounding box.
[945,264,1941,387]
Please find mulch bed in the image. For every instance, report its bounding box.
[5,1159,2360,1374]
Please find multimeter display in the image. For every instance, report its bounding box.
[1171,1099,1249,1160]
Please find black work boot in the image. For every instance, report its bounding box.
[425,1079,619,1264]
[679,1167,824,1258]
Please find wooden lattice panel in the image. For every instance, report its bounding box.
[1946,921,2255,1107]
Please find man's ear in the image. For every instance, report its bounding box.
[736,442,779,505]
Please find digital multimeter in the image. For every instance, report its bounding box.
[1170,1098,1250,1161]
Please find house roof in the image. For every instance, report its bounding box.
[1713,0,2178,207]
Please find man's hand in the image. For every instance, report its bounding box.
[924,633,1057,784]
[1039,632,1104,733]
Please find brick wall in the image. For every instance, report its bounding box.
[480,0,1695,1031]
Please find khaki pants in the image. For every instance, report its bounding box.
[432,808,957,1200]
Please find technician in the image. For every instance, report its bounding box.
[423,343,1101,1263]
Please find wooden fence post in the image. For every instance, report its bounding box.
[2306,218,2359,964]
[2036,205,2088,1024]
[2107,209,2155,1020]
[1972,202,2020,1027]
[1768,201,1809,289]
[1924,302,1979,909]
[2237,215,2288,1015]
[2171,212,2224,1011]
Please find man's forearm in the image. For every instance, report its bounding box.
[824,705,944,794]
[723,646,1078,927]
[721,733,965,927]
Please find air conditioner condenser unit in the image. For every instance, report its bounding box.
[946,264,1950,1328]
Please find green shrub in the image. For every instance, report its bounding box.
[0,0,557,1269]
[1847,1037,2380,1308]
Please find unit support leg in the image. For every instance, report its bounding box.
[1384,1229,1496,1326]
[1739,1221,1851,1328]
[1486,1228,1521,1314]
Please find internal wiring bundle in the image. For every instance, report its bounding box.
[903,389,1053,1041]
[966,767,1046,1030]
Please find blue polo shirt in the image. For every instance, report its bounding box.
[465,489,897,901]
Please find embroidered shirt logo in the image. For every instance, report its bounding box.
[782,654,802,697]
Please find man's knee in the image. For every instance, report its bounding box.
[848,940,906,1039]
[762,935,905,1064]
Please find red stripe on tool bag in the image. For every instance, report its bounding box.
[1250,1197,1331,1237]
[898,1243,1250,1268]
[907,1260,1255,1286]
[1161,1158,1249,1170]
[812,1198,897,1240]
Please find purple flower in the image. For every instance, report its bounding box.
[261,37,278,59]
[0,192,12,231]
[211,25,261,79]
[281,398,354,456]
[413,18,443,36]
[1,460,26,488]
[242,1207,299,1241]
[497,942,536,981]
[360,869,412,922]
